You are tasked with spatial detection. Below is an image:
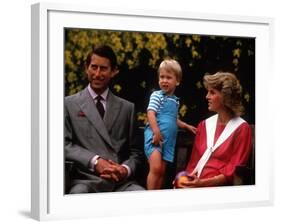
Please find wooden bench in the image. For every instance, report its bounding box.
[135,125,256,188]
[65,125,255,192]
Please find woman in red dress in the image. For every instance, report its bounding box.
[174,72,252,188]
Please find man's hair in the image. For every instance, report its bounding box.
[85,45,117,69]
[203,72,244,116]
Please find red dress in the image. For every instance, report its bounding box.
[186,119,252,184]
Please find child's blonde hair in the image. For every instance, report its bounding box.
[158,59,182,82]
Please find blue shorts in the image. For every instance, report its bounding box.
[144,124,177,163]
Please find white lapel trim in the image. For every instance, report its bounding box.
[192,114,245,177]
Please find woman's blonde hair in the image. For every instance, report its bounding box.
[158,59,182,82]
[203,72,244,116]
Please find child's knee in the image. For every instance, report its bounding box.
[150,164,165,176]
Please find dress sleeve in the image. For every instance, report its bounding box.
[219,123,252,183]
[186,121,206,174]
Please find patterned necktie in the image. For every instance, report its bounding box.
[95,95,105,119]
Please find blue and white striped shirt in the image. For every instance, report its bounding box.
[147,90,179,113]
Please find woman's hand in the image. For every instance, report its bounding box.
[174,174,200,188]
[175,174,227,188]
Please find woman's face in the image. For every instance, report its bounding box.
[205,87,225,112]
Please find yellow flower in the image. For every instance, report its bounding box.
[117,52,125,65]
[67,72,77,83]
[140,81,146,88]
[244,93,250,102]
[125,42,133,52]
[179,104,187,117]
[65,50,72,60]
[232,58,239,66]
[76,85,83,92]
[185,38,192,48]
[191,46,200,59]
[69,88,77,96]
[113,84,122,93]
[236,40,242,46]
[74,50,82,60]
[137,112,148,125]
[233,48,241,58]
[173,34,180,43]
[127,59,134,69]
[248,50,254,56]
[192,35,201,42]
[77,32,88,48]
[196,81,203,89]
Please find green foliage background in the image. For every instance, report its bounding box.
[64,28,255,126]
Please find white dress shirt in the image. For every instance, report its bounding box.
[87,84,131,177]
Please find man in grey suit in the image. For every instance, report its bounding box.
[65,45,145,193]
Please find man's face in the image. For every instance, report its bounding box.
[85,54,116,94]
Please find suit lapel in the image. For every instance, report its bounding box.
[78,88,113,148]
[104,91,121,132]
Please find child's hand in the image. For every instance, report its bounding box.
[152,129,163,147]
[186,124,197,134]
[177,119,197,135]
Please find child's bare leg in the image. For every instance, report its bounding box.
[147,150,166,190]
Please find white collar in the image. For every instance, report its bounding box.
[87,84,109,101]
[192,114,245,177]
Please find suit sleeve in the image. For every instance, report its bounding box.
[64,99,96,168]
[122,104,144,177]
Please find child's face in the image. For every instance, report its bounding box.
[158,68,179,95]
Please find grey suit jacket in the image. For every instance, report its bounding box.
[65,87,143,192]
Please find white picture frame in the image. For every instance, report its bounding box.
[31,2,274,221]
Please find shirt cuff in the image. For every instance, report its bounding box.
[89,155,100,172]
[121,164,131,178]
